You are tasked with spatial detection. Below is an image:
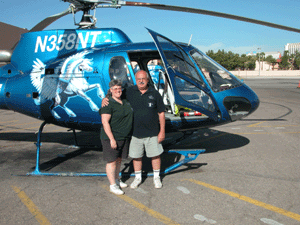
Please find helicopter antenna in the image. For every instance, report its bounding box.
[188,34,193,46]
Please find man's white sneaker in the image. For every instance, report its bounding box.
[154,177,162,189]
[116,179,128,188]
[110,184,124,195]
[130,178,142,189]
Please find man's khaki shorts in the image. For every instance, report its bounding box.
[129,136,164,158]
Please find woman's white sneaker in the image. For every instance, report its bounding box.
[116,179,128,188]
[110,184,124,195]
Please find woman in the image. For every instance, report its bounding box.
[99,79,133,195]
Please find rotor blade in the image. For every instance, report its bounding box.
[29,7,73,32]
[10,7,76,50]
[124,2,300,33]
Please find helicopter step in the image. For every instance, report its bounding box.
[26,121,205,177]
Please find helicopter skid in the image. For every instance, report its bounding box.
[27,149,205,177]
[26,121,205,177]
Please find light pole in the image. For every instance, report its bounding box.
[257,48,261,76]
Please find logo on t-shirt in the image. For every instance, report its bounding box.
[148,95,154,100]
[148,102,154,107]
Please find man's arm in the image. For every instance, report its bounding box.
[101,87,127,107]
[157,111,165,143]
[101,97,109,107]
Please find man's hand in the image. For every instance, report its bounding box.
[158,131,165,143]
[101,97,109,107]
[158,112,165,143]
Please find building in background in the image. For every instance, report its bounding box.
[285,43,300,55]
[246,51,281,59]
[246,51,282,71]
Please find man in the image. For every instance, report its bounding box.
[102,70,165,189]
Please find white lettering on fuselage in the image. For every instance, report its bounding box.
[34,31,103,53]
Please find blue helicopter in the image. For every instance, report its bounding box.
[0,0,298,176]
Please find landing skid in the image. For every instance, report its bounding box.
[27,121,205,177]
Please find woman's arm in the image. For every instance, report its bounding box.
[101,114,117,149]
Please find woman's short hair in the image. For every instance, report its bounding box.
[109,79,122,88]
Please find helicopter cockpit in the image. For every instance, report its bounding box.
[189,49,243,92]
[129,29,259,123]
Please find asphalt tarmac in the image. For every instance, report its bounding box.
[1,78,300,225]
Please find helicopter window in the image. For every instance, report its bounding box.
[156,35,204,86]
[175,76,215,112]
[147,60,165,89]
[109,56,133,87]
[131,61,140,73]
[190,49,242,92]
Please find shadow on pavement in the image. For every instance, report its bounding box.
[1,128,249,176]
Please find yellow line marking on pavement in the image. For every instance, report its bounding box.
[11,186,52,225]
[0,120,19,124]
[248,121,266,127]
[232,132,300,135]
[101,185,180,225]
[0,126,40,133]
[247,122,299,128]
[44,129,69,133]
[187,179,300,222]
[11,121,41,126]
[0,121,41,128]
[0,124,63,134]
[185,133,227,147]
[255,125,299,127]
[201,133,227,142]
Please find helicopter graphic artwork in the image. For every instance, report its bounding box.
[30,51,105,119]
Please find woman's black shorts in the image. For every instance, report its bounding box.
[101,139,130,163]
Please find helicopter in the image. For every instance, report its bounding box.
[0,0,298,176]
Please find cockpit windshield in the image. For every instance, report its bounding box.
[156,36,204,86]
[190,49,242,92]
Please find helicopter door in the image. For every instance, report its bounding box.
[146,61,174,111]
[147,29,218,121]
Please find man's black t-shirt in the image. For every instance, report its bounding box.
[123,85,165,138]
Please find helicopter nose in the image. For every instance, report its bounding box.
[222,84,260,122]
[250,91,260,114]
[0,78,9,109]
[243,84,260,115]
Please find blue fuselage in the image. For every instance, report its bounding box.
[0,28,259,132]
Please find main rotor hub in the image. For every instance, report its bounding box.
[77,8,97,28]
[65,0,123,29]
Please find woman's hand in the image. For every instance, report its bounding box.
[110,139,117,149]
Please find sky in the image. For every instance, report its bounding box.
[1,0,299,55]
